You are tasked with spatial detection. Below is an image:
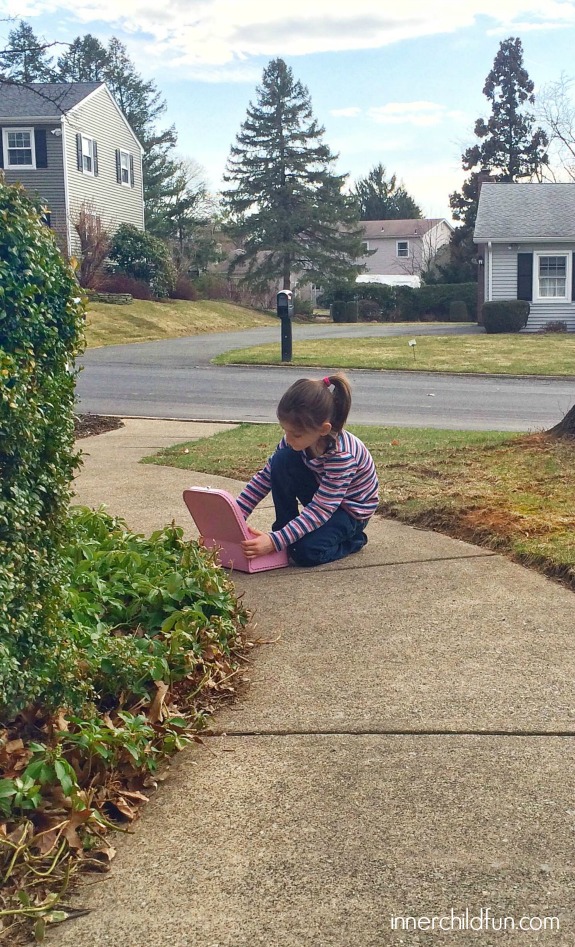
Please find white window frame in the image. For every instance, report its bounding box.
[81,135,95,175]
[396,240,409,258]
[119,149,131,186]
[534,252,570,301]
[3,127,36,169]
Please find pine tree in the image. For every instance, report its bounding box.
[0,21,54,82]
[222,58,364,291]
[352,164,422,220]
[448,36,548,281]
[56,34,108,82]
[462,36,548,181]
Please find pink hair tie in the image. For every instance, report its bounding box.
[323,377,331,386]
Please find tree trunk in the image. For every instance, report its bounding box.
[546,402,575,437]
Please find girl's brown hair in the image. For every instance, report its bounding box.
[277,374,352,434]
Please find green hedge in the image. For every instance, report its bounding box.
[323,282,477,322]
[0,180,85,718]
[482,300,530,333]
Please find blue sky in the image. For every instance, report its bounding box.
[2,1,575,219]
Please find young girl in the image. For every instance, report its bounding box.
[237,374,379,567]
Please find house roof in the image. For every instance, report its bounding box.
[0,82,104,118]
[474,182,575,241]
[361,218,448,239]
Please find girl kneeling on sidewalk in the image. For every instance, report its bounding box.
[237,374,379,567]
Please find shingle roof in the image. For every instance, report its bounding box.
[0,82,103,118]
[361,219,446,239]
[474,182,575,241]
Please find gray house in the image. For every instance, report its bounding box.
[0,82,144,256]
[358,218,452,286]
[474,182,575,331]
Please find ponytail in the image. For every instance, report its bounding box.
[277,373,352,433]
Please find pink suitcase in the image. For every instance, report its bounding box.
[182,487,289,573]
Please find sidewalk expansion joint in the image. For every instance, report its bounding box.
[292,552,497,575]
[205,728,575,738]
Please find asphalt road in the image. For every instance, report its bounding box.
[76,323,575,432]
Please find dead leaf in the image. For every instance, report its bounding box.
[148,681,169,724]
[62,808,93,850]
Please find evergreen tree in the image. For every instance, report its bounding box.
[352,163,422,220]
[222,58,364,291]
[448,36,548,282]
[0,21,54,82]
[56,34,108,82]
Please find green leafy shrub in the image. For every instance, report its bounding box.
[331,300,347,322]
[482,300,530,333]
[408,283,477,320]
[358,299,381,321]
[0,179,85,719]
[344,301,359,322]
[60,507,248,710]
[449,299,470,322]
[108,224,176,298]
[293,298,314,318]
[320,280,478,323]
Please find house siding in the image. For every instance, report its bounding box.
[1,121,68,252]
[361,221,451,278]
[490,243,575,331]
[64,86,144,255]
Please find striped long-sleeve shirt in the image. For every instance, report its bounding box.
[236,430,379,551]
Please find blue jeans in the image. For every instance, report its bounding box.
[270,448,368,567]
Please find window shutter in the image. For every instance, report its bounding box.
[93,140,99,176]
[517,252,533,301]
[34,129,48,168]
[0,129,4,169]
[76,133,83,171]
[129,154,134,187]
[115,149,122,184]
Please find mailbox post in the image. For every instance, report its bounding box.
[276,290,294,362]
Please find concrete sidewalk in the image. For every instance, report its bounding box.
[51,419,575,946]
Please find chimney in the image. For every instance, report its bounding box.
[477,169,494,194]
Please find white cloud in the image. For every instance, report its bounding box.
[368,101,466,127]
[5,0,575,75]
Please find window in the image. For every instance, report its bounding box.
[3,127,35,168]
[397,240,409,258]
[362,240,370,253]
[536,254,569,299]
[81,136,94,175]
[119,150,130,185]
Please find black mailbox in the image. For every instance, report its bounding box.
[276,291,294,361]
[276,290,294,320]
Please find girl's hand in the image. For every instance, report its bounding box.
[241,527,275,558]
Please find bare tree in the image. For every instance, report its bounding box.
[537,73,575,181]
[396,227,449,282]
[73,202,111,288]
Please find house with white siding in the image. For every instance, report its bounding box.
[358,218,452,286]
[0,82,144,256]
[474,182,575,331]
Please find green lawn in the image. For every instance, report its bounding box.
[214,332,575,375]
[143,423,575,590]
[84,298,277,348]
